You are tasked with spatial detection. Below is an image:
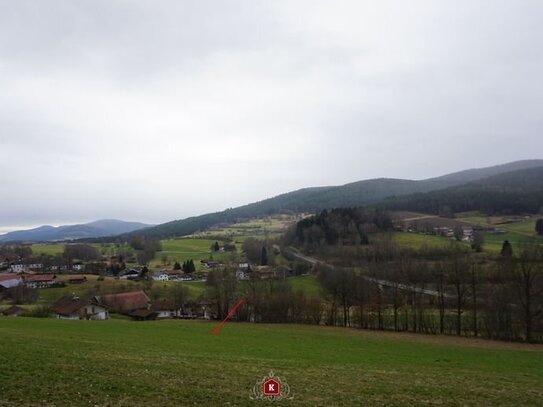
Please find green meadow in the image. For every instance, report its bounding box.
[149,238,237,269]
[391,231,460,250]
[392,214,542,254]
[288,275,321,296]
[0,318,541,406]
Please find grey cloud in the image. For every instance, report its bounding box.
[1,1,543,228]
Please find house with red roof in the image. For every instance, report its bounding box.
[0,273,23,290]
[51,295,108,320]
[93,290,150,315]
[23,274,57,289]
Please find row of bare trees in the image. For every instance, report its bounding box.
[203,243,542,342]
[315,244,543,342]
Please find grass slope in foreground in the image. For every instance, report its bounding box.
[0,319,542,406]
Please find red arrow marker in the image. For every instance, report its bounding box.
[211,297,244,335]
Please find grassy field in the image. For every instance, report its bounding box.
[391,232,461,250]
[289,275,321,296]
[393,214,542,254]
[0,318,541,406]
[150,238,237,270]
[27,243,66,256]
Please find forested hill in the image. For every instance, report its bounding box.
[102,160,543,241]
[379,166,543,215]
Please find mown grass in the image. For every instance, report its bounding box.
[0,318,541,406]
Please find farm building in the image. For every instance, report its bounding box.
[152,271,169,281]
[0,273,23,290]
[72,262,85,271]
[9,262,26,273]
[51,295,108,320]
[119,269,141,280]
[67,276,87,284]
[94,290,150,315]
[129,309,158,321]
[24,274,57,289]
[235,270,249,281]
[151,300,181,319]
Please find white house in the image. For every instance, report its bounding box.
[152,272,169,281]
[72,263,85,272]
[51,295,108,320]
[235,270,249,281]
[10,263,26,273]
[24,274,56,289]
[151,300,180,319]
[119,269,140,280]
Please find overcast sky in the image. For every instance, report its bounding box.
[1,1,542,232]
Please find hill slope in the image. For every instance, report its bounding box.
[0,219,152,243]
[0,318,540,406]
[380,166,543,215]
[108,160,543,240]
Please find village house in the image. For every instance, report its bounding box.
[151,300,181,319]
[10,262,26,273]
[152,271,169,281]
[24,274,57,289]
[46,263,69,272]
[0,273,23,291]
[163,269,183,281]
[23,259,44,271]
[51,295,108,320]
[200,260,222,268]
[253,266,275,280]
[235,269,249,281]
[93,290,150,315]
[67,276,87,284]
[72,262,85,272]
[119,269,140,280]
[193,272,207,282]
[462,227,474,241]
[1,254,20,270]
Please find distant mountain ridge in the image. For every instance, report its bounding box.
[103,159,542,241]
[0,219,152,243]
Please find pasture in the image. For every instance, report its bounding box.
[392,213,542,254]
[0,318,541,406]
[149,238,236,269]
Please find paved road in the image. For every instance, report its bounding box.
[285,247,452,298]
